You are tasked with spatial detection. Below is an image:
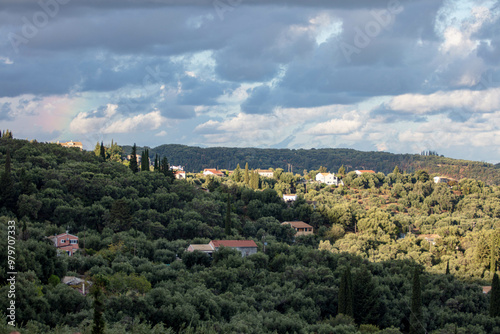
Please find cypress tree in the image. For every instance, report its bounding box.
[445,260,450,275]
[338,266,354,318]
[129,144,138,173]
[91,286,105,334]
[338,165,346,176]
[225,193,232,236]
[99,141,106,160]
[233,164,241,182]
[244,162,249,185]
[141,149,150,172]
[491,272,500,317]
[154,154,159,171]
[490,235,498,275]
[0,148,15,209]
[394,165,400,174]
[410,267,424,334]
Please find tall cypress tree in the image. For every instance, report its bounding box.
[491,235,498,275]
[410,267,424,334]
[491,272,500,317]
[445,260,450,275]
[225,193,232,236]
[338,266,354,318]
[129,144,138,173]
[0,148,15,210]
[338,165,346,176]
[141,149,150,172]
[99,141,106,160]
[233,164,241,182]
[154,154,159,171]
[244,163,249,185]
[91,286,105,334]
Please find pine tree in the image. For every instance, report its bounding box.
[99,141,106,160]
[394,165,400,174]
[91,286,105,334]
[491,272,500,317]
[338,266,354,318]
[129,144,138,173]
[244,163,249,185]
[225,193,232,236]
[410,267,424,334]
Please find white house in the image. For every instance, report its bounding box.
[203,169,225,177]
[355,170,376,175]
[283,194,297,202]
[433,176,450,184]
[175,171,186,179]
[315,172,341,186]
[257,169,274,178]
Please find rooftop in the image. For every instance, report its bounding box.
[210,240,257,248]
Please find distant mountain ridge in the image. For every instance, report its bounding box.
[122,144,500,185]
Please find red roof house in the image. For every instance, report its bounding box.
[47,232,79,256]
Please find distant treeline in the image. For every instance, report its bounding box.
[123,144,500,185]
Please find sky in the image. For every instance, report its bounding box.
[1,0,500,163]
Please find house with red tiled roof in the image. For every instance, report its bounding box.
[58,140,83,151]
[175,171,186,179]
[203,169,225,177]
[355,170,376,175]
[282,221,314,236]
[315,172,341,186]
[210,240,257,257]
[47,232,79,256]
[187,240,258,257]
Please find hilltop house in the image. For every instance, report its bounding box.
[58,140,83,151]
[315,172,341,186]
[186,240,258,257]
[282,221,314,236]
[433,176,451,184]
[203,169,225,177]
[47,232,79,256]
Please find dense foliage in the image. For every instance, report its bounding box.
[123,144,500,185]
[1,138,500,334]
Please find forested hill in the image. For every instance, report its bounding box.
[123,144,500,185]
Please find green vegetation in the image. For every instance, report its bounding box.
[123,144,500,185]
[1,137,500,333]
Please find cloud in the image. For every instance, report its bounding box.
[306,116,363,135]
[0,102,12,120]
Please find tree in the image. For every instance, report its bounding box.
[129,144,138,173]
[225,193,232,236]
[233,164,242,182]
[141,149,150,172]
[338,165,346,176]
[0,147,16,210]
[338,266,354,318]
[491,272,500,317]
[393,165,400,174]
[410,267,424,334]
[445,260,450,275]
[91,286,105,334]
[160,156,175,181]
[154,154,159,171]
[99,141,106,160]
[244,163,250,185]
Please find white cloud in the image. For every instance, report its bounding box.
[0,57,13,65]
[103,111,165,134]
[306,116,362,135]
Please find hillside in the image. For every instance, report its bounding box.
[123,144,500,185]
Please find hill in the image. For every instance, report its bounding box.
[123,144,500,185]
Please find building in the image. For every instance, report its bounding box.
[203,169,225,177]
[175,171,186,179]
[58,140,83,151]
[210,240,258,257]
[170,165,184,171]
[315,172,341,186]
[418,234,441,245]
[355,170,376,175]
[433,176,451,184]
[62,276,92,295]
[47,232,79,256]
[186,240,258,257]
[283,194,297,202]
[282,221,314,236]
[126,154,142,163]
[257,169,274,178]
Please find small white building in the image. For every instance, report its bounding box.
[433,176,450,184]
[257,169,274,178]
[315,172,341,186]
[170,165,184,171]
[355,170,376,175]
[203,169,225,177]
[283,194,297,202]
